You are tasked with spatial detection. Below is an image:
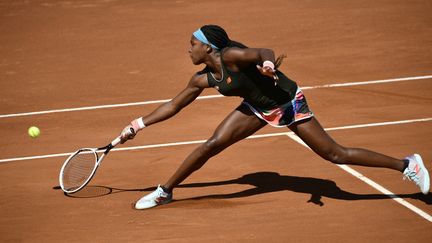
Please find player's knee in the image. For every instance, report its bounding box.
[202,136,226,155]
[320,146,348,164]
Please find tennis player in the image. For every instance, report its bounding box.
[120,25,430,209]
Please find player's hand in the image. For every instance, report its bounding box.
[119,117,146,144]
[256,65,276,77]
[120,125,136,144]
[256,61,279,85]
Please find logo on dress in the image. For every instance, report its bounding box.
[226,76,232,84]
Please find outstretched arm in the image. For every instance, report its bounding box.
[119,73,209,142]
[143,74,208,126]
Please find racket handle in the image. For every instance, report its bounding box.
[111,136,122,147]
[114,126,135,147]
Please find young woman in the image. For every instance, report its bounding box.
[120,25,430,209]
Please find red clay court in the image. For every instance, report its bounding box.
[0,0,431,242]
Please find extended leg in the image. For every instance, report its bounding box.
[289,117,406,171]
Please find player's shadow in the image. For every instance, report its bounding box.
[59,171,432,206]
[175,171,432,206]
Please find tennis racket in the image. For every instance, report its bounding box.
[59,129,131,194]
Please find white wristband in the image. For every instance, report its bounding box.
[263,60,275,70]
[137,117,146,129]
[131,117,146,132]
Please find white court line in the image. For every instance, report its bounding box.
[286,133,432,222]
[1,117,431,164]
[300,75,432,90]
[1,74,431,119]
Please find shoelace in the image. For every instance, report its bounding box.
[157,191,168,198]
[403,169,420,185]
[154,188,171,203]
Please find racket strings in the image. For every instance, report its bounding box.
[62,151,98,191]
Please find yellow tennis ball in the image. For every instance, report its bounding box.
[28,126,41,138]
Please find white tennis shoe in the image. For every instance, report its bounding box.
[403,154,430,195]
[134,185,172,210]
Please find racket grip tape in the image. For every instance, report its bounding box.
[112,136,122,147]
